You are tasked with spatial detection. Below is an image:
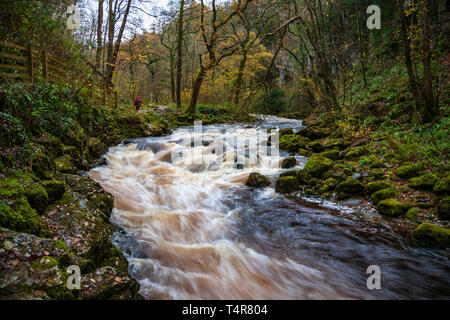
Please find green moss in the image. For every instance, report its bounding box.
[324,139,351,151]
[345,145,367,159]
[370,159,385,169]
[309,140,324,152]
[319,149,340,160]
[245,173,271,188]
[405,207,421,222]
[0,200,49,237]
[55,154,76,173]
[275,176,300,194]
[279,134,311,153]
[413,223,450,248]
[31,152,55,180]
[336,178,365,195]
[371,188,396,205]
[396,163,423,180]
[438,196,450,220]
[303,154,333,178]
[298,148,309,156]
[377,199,408,217]
[42,180,66,203]
[433,179,450,196]
[24,183,49,214]
[324,178,338,191]
[32,256,58,270]
[333,163,353,175]
[367,181,391,195]
[408,173,438,191]
[279,170,298,178]
[296,169,311,184]
[279,128,294,136]
[369,169,386,180]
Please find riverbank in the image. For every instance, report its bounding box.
[0,82,254,299]
[270,117,450,248]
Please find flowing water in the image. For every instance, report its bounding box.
[89,116,450,300]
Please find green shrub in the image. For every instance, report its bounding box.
[253,88,287,114]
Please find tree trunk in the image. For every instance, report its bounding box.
[187,68,206,115]
[232,49,248,105]
[169,50,176,103]
[95,0,104,68]
[421,1,434,122]
[106,0,132,87]
[176,0,185,109]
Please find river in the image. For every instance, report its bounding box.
[88,115,450,299]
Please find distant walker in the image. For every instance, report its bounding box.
[134,96,142,111]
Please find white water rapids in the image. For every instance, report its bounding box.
[89,116,450,300]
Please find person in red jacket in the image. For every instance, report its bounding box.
[134,96,142,111]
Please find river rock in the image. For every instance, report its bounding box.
[377,199,408,217]
[396,163,423,180]
[438,196,450,220]
[281,157,297,169]
[336,178,365,195]
[367,181,391,195]
[413,223,450,248]
[303,154,333,178]
[371,188,396,205]
[245,173,271,188]
[275,176,300,194]
[408,173,438,191]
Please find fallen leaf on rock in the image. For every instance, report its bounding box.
[114,277,121,282]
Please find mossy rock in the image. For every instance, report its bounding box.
[87,137,107,158]
[413,223,450,248]
[55,154,76,174]
[396,163,423,180]
[32,152,55,180]
[408,173,438,191]
[0,179,49,236]
[371,188,396,205]
[275,176,300,194]
[367,181,392,195]
[296,126,325,140]
[405,207,421,222]
[303,154,333,178]
[324,139,351,151]
[345,146,367,159]
[24,184,49,214]
[281,157,297,169]
[324,178,338,191]
[433,179,450,196]
[298,148,309,156]
[62,144,81,161]
[336,192,351,201]
[319,149,340,160]
[333,163,353,175]
[35,133,63,157]
[296,169,311,184]
[280,170,298,178]
[279,134,311,153]
[370,159,385,169]
[377,199,408,217]
[369,168,386,180]
[309,140,324,152]
[245,173,271,188]
[279,128,294,136]
[336,178,364,195]
[42,180,66,203]
[437,196,450,220]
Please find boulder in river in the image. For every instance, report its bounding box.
[413,223,450,248]
[303,154,333,178]
[336,177,365,195]
[377,199,408,217]
[245,173,271,188]
[275,176,300,194]
[281,157,297,169]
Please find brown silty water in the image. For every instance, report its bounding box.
[89,116,450,299]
